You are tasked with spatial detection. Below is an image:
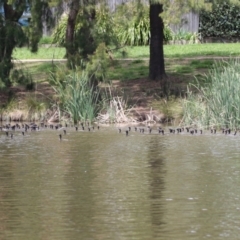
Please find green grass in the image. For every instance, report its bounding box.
[108,60,149,80]
[13,47,66,59]
[14,58,217,85]
[172,59,215,74]
[108,58,216,81]
[174,65,193,74]
[189,59,214,69]
[13,43,240,60]
[113,43,240,59]
[39,36,54,45]
[164,43,240,58]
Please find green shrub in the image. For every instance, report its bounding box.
[164,25,173,43]
[86,43,110,83]
[199,2,240,39]
[51,15,68,46]
[183,59,240,129]
[94,5,118,46]
[52,5,118,49]
[114,2,150,46]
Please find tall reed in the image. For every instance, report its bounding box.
[51,70,101,124]
[182,59,240,129]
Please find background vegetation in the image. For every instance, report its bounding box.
[2,1,240,125]
[199,2,240,39]
[183,59,240,129]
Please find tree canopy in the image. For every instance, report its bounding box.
[0,0,52,87]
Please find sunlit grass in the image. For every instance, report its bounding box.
[164,43,240,58]
[13,47,66,60]
[13,58,217,85]
[113,43,240,59]
[13,43,240,60]
[108,58,216,80]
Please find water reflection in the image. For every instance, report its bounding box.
[147,136,166,236]
[1,128,240,239]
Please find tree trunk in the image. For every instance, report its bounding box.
[0,2,24,87]
[65,0,80,66]
[149,3,166,82]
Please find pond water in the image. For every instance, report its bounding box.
[1,124,240,240]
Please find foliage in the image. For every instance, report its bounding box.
[0,78,6,90]
[50,69,101,123]
[172,29,193,41]
[10,68,34,90]
[0,94,49,122]
[163,27,201,44]
[0,20,26,87]
[24,94,49,121]
[39,36,54,45]
[182,59,240,129]
[199,2,240,39]
[0,0,52,87]
[52,4,118,51]
[94,4,119,47]
[114,2,150,46]
[86,43,111,83]
[163,25,174,42]
[160,0,211,25]
[52,15,68,46]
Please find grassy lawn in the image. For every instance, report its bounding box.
[108,58,215,80]
[13,47,66,60]
[13,43,240,60]
[165,43,240,58]
[113,43,240,59]
[16,58,215,84]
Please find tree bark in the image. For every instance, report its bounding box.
[65,0,80,64]
[149,3,166,82]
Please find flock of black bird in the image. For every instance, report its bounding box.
[123,126,237,136]
[0,122,239,141]
[0,122,101,141]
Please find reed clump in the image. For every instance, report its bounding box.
[51,70,101,124]
[182,59,240,129]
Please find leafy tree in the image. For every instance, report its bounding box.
[0,0,51,87]
[148,0,240,89]
[63,0,118,68]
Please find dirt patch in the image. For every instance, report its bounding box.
[110,74,191,121]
